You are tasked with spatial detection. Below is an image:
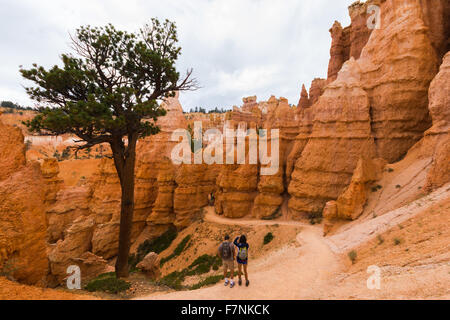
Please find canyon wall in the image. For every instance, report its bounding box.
[0,118,48,286]
[288,0,442,218]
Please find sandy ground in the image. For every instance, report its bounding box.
[0,277,98,300]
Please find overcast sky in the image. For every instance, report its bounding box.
[0,0,355,111]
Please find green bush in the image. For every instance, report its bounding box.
[348,250,357,264]
[157,254,222,290]
[85,273,131,294]
[189,275,224,290]
[160,235,191,267]
[371,185,383,193]
[394,238,402,245]
[263,232,274,245]
[158,271,185,290]
[186,254,222,276]
[129,226,178,271]
[308,211,323,225]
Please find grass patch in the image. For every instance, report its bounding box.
[263,232,274,245]
[189,275,224,290]
[307,211,323,225]
[348,250,357,264]
[160,235,192,267]
[157,254,223,290]
[84,272,131,294]
[129,226,178,270]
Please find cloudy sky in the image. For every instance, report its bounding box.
[0,0,355,111]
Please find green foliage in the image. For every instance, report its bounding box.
[160,235,191,267]
[1,101,22,110]
[263,232,274,245]
[158,270,185,290]
[61,147,71,160]
[348,250,357,264]
[84,272,131,294]
[53,150,61,160]
[186,254,222,276]
[308,211,323,225]
[20,19,196,155]
[371,185,383,192]
[189,275,224,290]
[129,226,178,270]
[157,254,222,290]
[140,226,178,255]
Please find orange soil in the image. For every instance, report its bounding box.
[0,277,98,300]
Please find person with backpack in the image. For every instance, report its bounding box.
[218,234,235,288]
[234,235,250,287]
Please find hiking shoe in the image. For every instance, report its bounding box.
[238,279,242,286]
[224,279,229,286]
[246,280,250,287]
[230,281,235,288]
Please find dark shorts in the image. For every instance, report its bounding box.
[237,258,248,265]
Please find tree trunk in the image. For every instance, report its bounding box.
[112,136,138,278]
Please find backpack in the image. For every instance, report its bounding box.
[221,242,232,260]
[238,246,248,260]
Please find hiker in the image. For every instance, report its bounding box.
[218,234,235,288]
[234,235,250,287]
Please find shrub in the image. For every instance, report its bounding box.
[307,211,323,225]
[263,232,274,245]
[137,226,177,256]
[186,254,222,276]
[158,271,185,290]
[387,168,394,173]
[377,235,384,245]
[348,250,357,264]
[61,147,71,160]
[1,101,21,109]
[84,273,131,294]
[396,185,401,189]
[158,254,222,290]
[394,238,402,245]
[189,275,224,290]
[372,185,383,192]
[129,226,178,270]
[160,235,191,267]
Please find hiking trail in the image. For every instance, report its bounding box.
[136,207,342,300]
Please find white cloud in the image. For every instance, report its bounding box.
[0,0,355,110]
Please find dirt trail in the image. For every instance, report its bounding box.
[137,208,342,300]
